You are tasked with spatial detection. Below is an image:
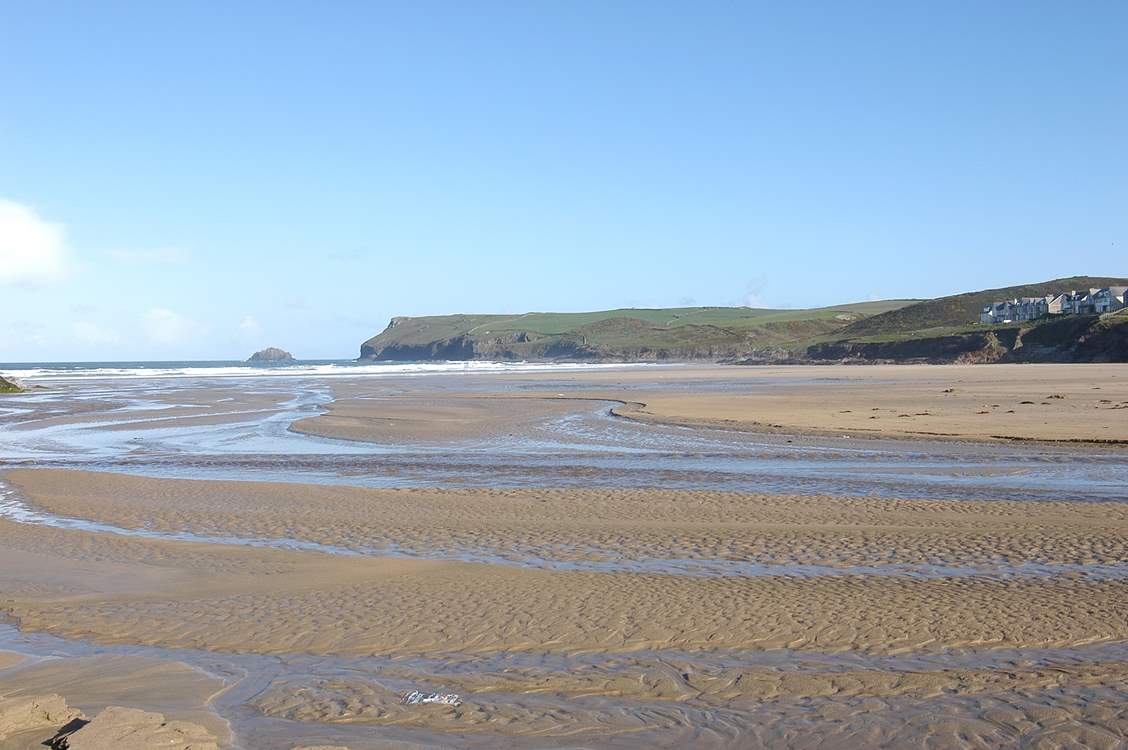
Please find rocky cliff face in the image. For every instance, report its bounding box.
[247,347,295,363]
[359,319,748,362]
[806,331,1017,364]
[360,332,608,361]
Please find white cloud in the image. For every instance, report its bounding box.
[109,247,190,264]
[0,198,70,285]
[238,315,263,336]
[143,308,202,345]
[74,321,122,347]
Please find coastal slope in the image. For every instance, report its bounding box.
[359,276,1128,363]
[805,275,1128,364]
[359,301,916,361]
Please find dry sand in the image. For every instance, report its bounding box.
[611,363,1128,443]
[611,371,1128,443]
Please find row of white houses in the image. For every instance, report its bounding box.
[980,287,1128,324]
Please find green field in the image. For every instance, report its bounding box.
[462,300,914,336]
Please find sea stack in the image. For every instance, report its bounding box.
[246,347,295,363]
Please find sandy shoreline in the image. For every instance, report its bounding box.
[283,363,1128,446]
[3,364,1128,747]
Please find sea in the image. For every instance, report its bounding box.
[0,359,648,382]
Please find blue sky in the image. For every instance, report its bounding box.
[1,1,1125,360]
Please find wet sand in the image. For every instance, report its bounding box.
[1,364,1127,748]
[2,469,1128,658]
[292,395,587,444]
[9,469,1128,574]
[3,485,1128,746]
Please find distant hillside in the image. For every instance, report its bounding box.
[837,276,1128,339]
[359,301,918,361]
[360,277,1128,364]
[799,276,1128,364]
[806,309,1128,364]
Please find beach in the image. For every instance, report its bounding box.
[1,363,1127,748]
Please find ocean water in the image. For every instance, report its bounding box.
[0,359,653,382]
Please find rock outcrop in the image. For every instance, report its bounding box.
[246,347,295,363]
[0,696,220,750]
[0,694,83,742]
[52,706,218,750]
[0,376,22,393]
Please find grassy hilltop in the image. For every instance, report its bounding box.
[360,300,918,361]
